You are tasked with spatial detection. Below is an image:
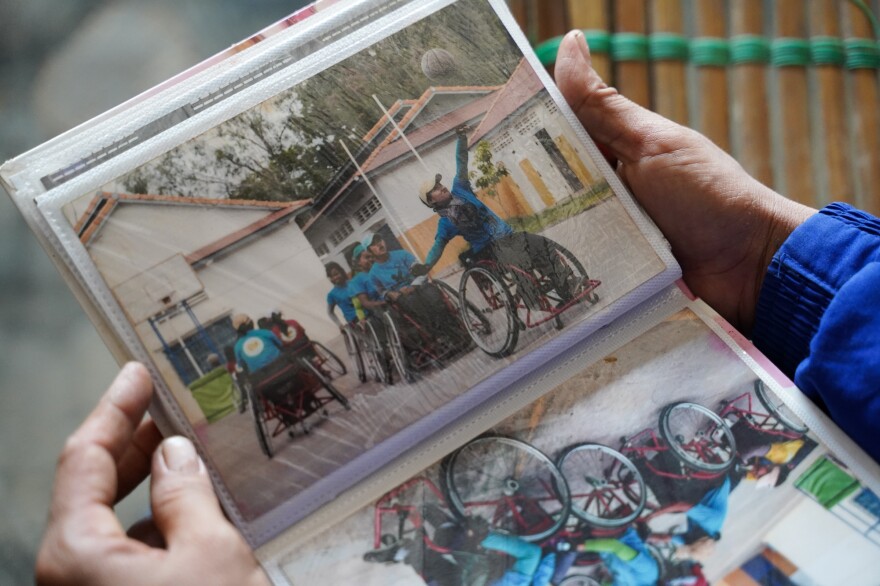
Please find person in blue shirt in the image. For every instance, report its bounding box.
[366,231,469,352]
[231,313,283,375]
[348,243,384,315]
[325,261,358,330]
[418,126,584,308]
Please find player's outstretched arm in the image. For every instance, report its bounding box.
[554,31,815,333]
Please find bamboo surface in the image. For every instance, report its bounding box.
[730,0,774,186]
[566,0,613,81]
[811,0,855,206]
[650,0,689,124]
[774,0,816,205]
[613,0,652,107]
[515,0,880,215]
[845,1,880,212]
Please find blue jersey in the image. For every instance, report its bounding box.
[349,271,379,300]
[327,284,358,322]
[234,329,283,373]
[369,249,417,296]
[425,134,513,266]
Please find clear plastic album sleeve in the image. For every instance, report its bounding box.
[2,1,878,584]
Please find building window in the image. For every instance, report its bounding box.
[329,220,354,247]
[167,316,238,386]
[491,131,514,152]
[514,110,540,136]
[353,195,382,225]
[314,242,330,257]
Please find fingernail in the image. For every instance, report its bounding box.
[161,437,200,474]
[576,30,590,61]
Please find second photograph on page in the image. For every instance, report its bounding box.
[280,306,880,586]
[58,0,669,524]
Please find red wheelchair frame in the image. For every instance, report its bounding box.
[380,279,476,383]
[243,341,351,458]
[717,380,809,441]
[457,241,601,358]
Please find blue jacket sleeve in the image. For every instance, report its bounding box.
[425,218,456,268]
[752,203,880,462]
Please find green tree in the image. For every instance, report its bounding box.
[471,139,509,196]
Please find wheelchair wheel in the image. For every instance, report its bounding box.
[301,357,351,410]
[383,312,416,383]
[363,320,392,384]
[247,383,274,458]
[754,379,808,434]
[557,443,646,528]
[312,341,347,377]
[435,280,484,349]
[459,266,518,358]
[343,327,367,383]
[547,241,598,306]
[443,436,570,542]
[659,402,736,473]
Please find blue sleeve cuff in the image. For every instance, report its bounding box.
[752,202,880,378]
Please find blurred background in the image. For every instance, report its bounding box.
[1,0,878,583]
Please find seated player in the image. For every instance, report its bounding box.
[348,243,385,315]
[365,231,468,349]
[232,313,284,378]
[418,125,586,308]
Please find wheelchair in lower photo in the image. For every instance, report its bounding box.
[240,341,351,458]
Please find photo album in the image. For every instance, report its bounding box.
[3,1,878,584]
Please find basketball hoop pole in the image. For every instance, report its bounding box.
[372,94,431,175]
[338,139,423,262]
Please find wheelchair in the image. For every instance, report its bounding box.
[241,342,351,458]
[457,234,601,358]
[380,279,477,383]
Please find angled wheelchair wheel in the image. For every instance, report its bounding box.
[459,266,518,358]
[443,436,570,542]
[659,402,736,473]
[754,379,808,434]
[312,341,347,377]
[547,240,598,306]
[363,319,392,384]
[435,280,483,349]
[343,327,367,383]
[383,312,416,383]
[557,443,646,528]
[300,357,351,410]
[246,382,274,458]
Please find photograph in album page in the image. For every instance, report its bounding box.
[280,306,880,586]
[53,0,671,527]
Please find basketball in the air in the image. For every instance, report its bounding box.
[421,48,457,80]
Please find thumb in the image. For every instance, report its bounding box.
[555,30,673,164]
[150,436,231,546]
